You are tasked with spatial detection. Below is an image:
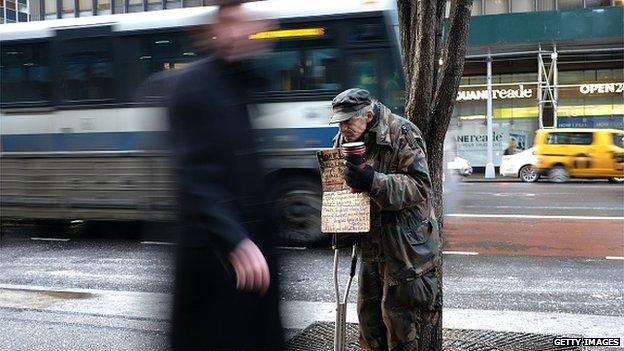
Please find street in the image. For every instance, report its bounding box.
[1,181,623,350]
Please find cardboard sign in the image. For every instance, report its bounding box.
[316,149,370,233]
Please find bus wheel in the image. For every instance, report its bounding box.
[608,177,624,183]
[549,166,569,183]
[273,177,324,246]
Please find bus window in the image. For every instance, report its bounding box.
[306,48,340,90]
[250,48,340,93]
[347,51,379,97]
[380,59,405,114]
[0,42,52,105]
[346,50,404,114]
[347,21,386,43]
[60,38,114,102]
[120,31,198,101]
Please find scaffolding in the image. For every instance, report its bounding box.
[537,45,559,128]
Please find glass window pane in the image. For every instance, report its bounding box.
[585,0,611,6]
[252,50,303,92]
[147,0,162,10]
[62,0,75,17]
[559,70,583,83]
[557,0,583,9]
[613,134,624,148]
[511,0,534,12]
[380,59,404,114]
[547,132,593,145]
[583,70,596,82]
[537,0,555,10]
[305,49,340,90]
[347,52,379,97]
[44,0,56,16]
[1,43,52,104]
[485,0,509,14]
[166,0,181,8]
[596,69,613,81]
[126,32,198,100]
[348,19,386,43]
[61,39,114,101]
[128,0,142,12]
[472,0,483,15]
[6,8,16,21]
[79,0,92,14]
[96,0,111,14]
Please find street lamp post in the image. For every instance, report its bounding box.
[485,54,495,179]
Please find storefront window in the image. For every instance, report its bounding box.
[184,0,201,6]
[472,0,483,15]
[485,0,509,14]
[537,0,555,10]
[97,0,111,14]
[147,0,162,10]
[62,0,75,17]
[44,0,56,18]
[557,0,583,9]
[128,0,142,12]
[583,70,596,82]
[79,0,93,15]
[585,0,611,7]
[166,0,181,8]
[512,0,535,12]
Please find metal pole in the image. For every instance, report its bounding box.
[332,240,358,351]
[333,247,344,351]
[485,54,495,179]
[552,46,558,128]
[537,45,543,129]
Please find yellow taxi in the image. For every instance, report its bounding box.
[533,128,624,183]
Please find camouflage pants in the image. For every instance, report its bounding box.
[357,261,438,351]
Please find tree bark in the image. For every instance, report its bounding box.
[397,1,473,350]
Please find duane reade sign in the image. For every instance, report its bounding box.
[457,84,533,101]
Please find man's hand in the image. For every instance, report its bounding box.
[228,239,270,295]
[344,161,375,193]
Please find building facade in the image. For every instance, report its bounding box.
[447,2,623,167]
[1,0,30,23]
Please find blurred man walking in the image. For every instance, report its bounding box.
[167,3,283,350]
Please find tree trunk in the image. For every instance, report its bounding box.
[397,1,473,350]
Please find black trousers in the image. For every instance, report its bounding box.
[171,245,283,351]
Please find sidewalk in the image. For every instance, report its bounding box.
[1,284,622,349]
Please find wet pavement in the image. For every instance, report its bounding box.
[0,181,622,350]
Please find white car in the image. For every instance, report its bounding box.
[447,156,473,177]
[500,147,540,182]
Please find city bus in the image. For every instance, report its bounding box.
[0,0,404,245]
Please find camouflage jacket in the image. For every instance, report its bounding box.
[334,102,440,285]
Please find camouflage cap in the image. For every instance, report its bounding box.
[329,88,373,124]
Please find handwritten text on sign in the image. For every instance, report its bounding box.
[316,149,370,233]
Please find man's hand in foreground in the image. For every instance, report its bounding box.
[228,239,270,295]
